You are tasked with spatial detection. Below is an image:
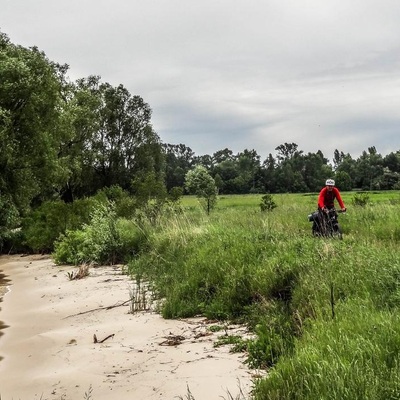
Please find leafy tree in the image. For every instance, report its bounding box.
[193,154,213,170]
[302,151,332,192]
[185,165,217,214]
[334,151,356,187]
[131,170,167,206]
[273,143,311,192]
[379,168,400,190]
[261,153,277,193]
[94,83,156,189]
[163,143,195,190]
[58,76,163,199]
[213,173,223,194]
[56,75,103,201]
[213,159,239,194]
[355,148,384,190]
[275,142,302,163]
[236,149,262,192]
[0,31,68,231]
[334,171,352,191]
[212,148,234,164]
[383,151,400,173]
[168,186,184,202]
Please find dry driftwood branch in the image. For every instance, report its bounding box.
[93,333,115,344]
[159,334,186,346]
[63,299,131,319]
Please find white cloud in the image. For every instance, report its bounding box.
[2,0,400,161]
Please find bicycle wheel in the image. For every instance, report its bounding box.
[331,223,343,240]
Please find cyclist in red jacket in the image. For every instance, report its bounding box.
[318,179,346,212]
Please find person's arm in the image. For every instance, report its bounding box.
[334,188,345,209]
[318,188,326,209]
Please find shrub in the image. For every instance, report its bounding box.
[53,202,121,265]
[260,194,277,212]
[53,229,88,265]
[94,185,137,219]
[352,192,370,207]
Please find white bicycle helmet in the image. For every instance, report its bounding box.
[325,179,335,186]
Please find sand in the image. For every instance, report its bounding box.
[0,255,256,400]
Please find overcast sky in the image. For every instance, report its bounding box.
[2,0,400,161]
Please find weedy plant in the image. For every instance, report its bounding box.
[352,191,370,207]
[66,263,91,280]
[129,276,153,312]
[259,193,277,212]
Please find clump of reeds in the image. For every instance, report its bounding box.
[129,276,153,312]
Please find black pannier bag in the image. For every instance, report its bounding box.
[308,211,319,222]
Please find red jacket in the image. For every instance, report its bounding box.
[318,187,345,209]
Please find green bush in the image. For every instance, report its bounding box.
[352,192,370,207]
[53,229,88,265]
[21,199,95,253]
[260,193,277,212]
[0,228,30,254]
[53,202,121,265]
[94,185,137,218]
[53,201,150,265]
[168,186,184,202]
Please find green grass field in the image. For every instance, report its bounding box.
[128,191,400,399]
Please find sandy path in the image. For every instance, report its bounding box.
[0,255,255,400]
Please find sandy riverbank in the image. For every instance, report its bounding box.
[0,255,256,400]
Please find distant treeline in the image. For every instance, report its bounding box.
[163,142,400,194]
[1,30,400,233]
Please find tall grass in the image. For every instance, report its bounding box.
[128,192,400,399]
[255,302,400,400]
[48,191,400,399]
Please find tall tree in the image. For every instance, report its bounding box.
[213,159,239,194]
[0,32,67,228]
[355,148,384,190]
[334,151,356,187]
[383,151,400,173]
[274,143,307,192]
[302,151,332,192]
[261,153,277,193]
[236,149,261,192]
[94,83,155,189]
[212,148,234,164]
[275,142,302,163]
[163,143,195,190]
[58,77,162,198]
[56,75,103,201]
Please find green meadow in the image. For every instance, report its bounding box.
[127,191,400,399]
[46,190,400,399]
